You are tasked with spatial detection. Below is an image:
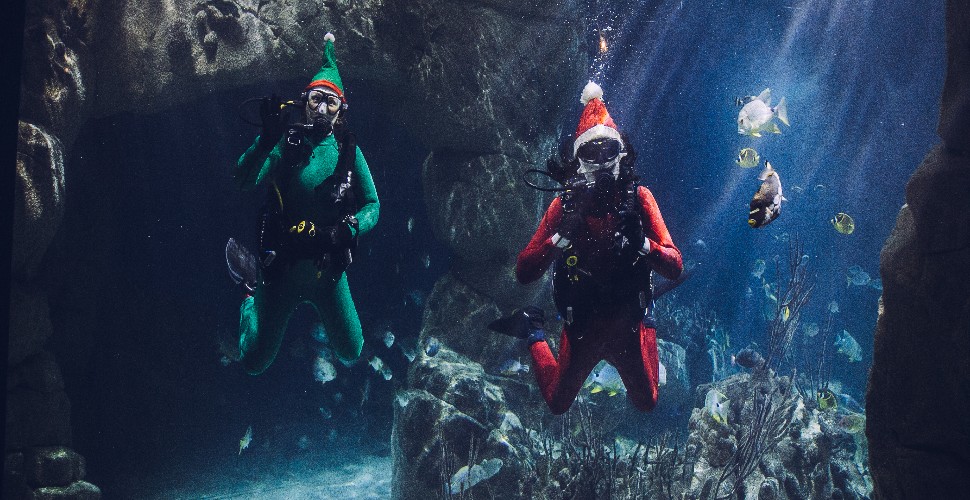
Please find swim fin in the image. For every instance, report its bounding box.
[226,238,260,294]
[488,307,545,339]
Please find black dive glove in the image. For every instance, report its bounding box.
[548,135,580,185]
[615,207,648,260]
[329,222,353,248]
[557,176,587,243]
[558,211,582,243]
[327,216,358,249]
[258,94,284,148]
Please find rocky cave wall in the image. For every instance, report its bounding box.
[865,0,970,498]
[9,0,588,497]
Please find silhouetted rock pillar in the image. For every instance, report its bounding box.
[7,0,101,498]
[866,1,970,497]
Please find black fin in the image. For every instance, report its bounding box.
[652,265,695,300]
[226,238,260,291]
[488,307,544,338]
[488,314,524,337]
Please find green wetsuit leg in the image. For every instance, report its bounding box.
[238,278,303,375]
[310,272,363,362]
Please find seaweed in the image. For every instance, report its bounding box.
[703,375,798,499]
[763,238,814,372]
[530,398,691,499]
[439,431,487,499]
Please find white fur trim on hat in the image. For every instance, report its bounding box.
[580,81,603,105]
[324,32,336,43]
[573,124,622,155]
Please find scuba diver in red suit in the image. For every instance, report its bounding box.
[492,82,683,415]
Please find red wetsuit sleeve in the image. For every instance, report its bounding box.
[516,197,564,284]
[639,186,683,280]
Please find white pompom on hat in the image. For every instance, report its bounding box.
[306,32,345,99]
[580,81,603,105]
[574,81,621,154]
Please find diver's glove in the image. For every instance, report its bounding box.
[619,134,637,171]
[555,176,587,247]
[555,211,582,248]
[258,94,284,149]
[328,215,358,249]
[546,155,579,186]
[327,223,353,249]
[615,209,649,260]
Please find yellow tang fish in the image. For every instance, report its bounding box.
[831,212,855,235]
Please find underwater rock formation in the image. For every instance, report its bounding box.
[412,0,586,364]
[394,348,872,499]
[865,1,970,498]
[3,447,100,499]
[687,372,870,500]
[9,2,98,497]
[392,346,536,499]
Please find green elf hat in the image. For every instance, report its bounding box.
[305,32,345,101]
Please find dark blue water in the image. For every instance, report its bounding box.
[51,1,945,495]
[586,0,944,392]
[56,81,440,495]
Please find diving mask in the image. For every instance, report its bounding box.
[305,88,345,123]
[576,138,625,182]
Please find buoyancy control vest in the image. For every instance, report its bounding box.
[552,174,653,329]
[258,126,358,279]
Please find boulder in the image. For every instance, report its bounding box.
[5,389,73,451]
[865,2,970,497]
[393,346,536,499]
[17,0,91,148]
[417,272,509,367]
[422,149,544,264]
[8,284,54,368]
[13,122,66,281]
[687,372,870,500]
[24,447,86,488]
[33,480,101,500]
[86,0,583,152]
[7,350,65,395]
[866,151,970,497]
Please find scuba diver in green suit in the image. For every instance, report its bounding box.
[226,32,379,375]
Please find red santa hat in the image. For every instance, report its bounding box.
[573,81,622,155]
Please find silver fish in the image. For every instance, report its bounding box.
[737,88,789,137]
